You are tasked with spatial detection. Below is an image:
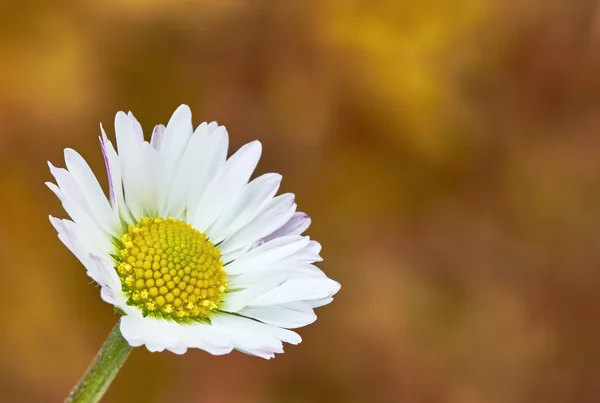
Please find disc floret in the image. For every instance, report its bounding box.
[116,217,227,322]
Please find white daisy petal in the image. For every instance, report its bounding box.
[239,302,317,329]
[207,121,219,132]
[124,142,159,217]
[120,315,183,351]
[89,254,126,295]
[157,105,193,211]
[64,148,119,234]
[225,235,310,275]
[179,322,235,355]
[162,122,223,218]
[305,297,335,308]
[167,344,188,355]
[250,278,341,307]
[128,112,144,139]
[150,124,165,151]
[262,212,311,242]
[193,140,262,231]
[48,105,339,359]
[224,263,328,313]
[220,193,297,257]
[99,133,115,206]
[221,270,294,313]
[48,163,92,216]
[100,286,117,305]
[158,105,192,163]
[49,217,113,288]
[230,263,327,289]
[47,165,109,243]
[211,313,300,358]
[294,240,323,262]
[100,128,131,224]
[185,125,229,221]
[114,111,143,163]
[50,217,87,264]
[45,181,63,202]
[209,173,282,244]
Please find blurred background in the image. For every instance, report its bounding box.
[2,0,600,402]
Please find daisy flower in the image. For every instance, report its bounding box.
[47,105,340,359]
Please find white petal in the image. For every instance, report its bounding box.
[48,164,108,241]
[305,296,334,308]
[114,111,143,163]
[128,112,144,139]
[114,111,163,218]
[100,127,132,224]
[185,126,229,221]
[100,286,116,305]
[207,121,219,133]
[231,263,327,289]
[157,105,193,212]
[215,313,301,344]
[64,148,119,234]
[49,217,115,289]
[89,254,125,295]
[294,240,323,262]
[120,314,236,356]
[46,181,63,202]
[122,142,159,218]
[222,269,303,312]
[98,133,115,206]
[225,263,328,313]
[150,124,165,151]
[193,141,262,232]
[262,212,311,242]
[50,217,86,262]
[120,315,183,351]
[48,163,90,214]
[211,313,301,358]
[167,344,188,355]
[161,122,219,218]
[240,302,317,329]
[179,322,235,355]
[220,193,297,257]
[250,278,341,307]
[225,235,310,275]
[209,173,282,244]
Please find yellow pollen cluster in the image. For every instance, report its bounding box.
[116,217,227,322]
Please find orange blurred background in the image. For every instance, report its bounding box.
[3,0,600,402]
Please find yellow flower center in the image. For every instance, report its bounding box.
[116,217,227,322]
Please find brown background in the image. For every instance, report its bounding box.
[2,0,600,402]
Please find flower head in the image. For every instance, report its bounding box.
[48,105,340,358]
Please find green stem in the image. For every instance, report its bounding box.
[65,320,133,403]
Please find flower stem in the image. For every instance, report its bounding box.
[65,320,132,403]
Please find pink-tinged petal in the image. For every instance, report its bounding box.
[262,212,311,242]
[128,112,144,139]
[98,135,115,205]
[150,124,165,151]
[208,173,282,244]
[219,193,297,256]
[100,124,132,223]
